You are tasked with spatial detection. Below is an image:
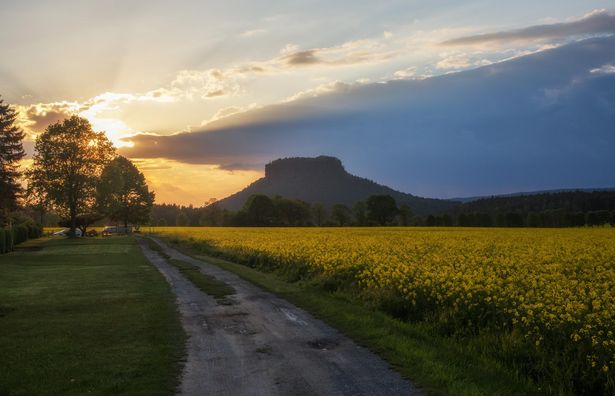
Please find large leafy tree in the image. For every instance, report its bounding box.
[367,194,398,226]
[0,96,25,224]
[96,156,155,229]
[28,116,115,234]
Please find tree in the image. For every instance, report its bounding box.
[200,202,225,226]
[0,96,25,225]
[353,201,368,226]
[97,156,155,229]
[243,194,276,226]
[273,197,311,226]
[176,211,189,226]
[331,204,351,226]
[367,194,398,226]
[28,116,115,235]
[398,204,413,226]
[312,203,327,226]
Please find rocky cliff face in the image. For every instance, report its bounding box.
[217,156,455,215]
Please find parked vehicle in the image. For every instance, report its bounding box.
[52,228,83,237]
[102,226,133,236]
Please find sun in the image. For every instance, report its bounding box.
[80,115,135,148]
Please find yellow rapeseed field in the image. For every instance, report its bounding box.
[153,226,614,390]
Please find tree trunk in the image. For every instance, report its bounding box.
[70,203,77,237]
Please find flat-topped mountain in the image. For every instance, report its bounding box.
[217,156,456,215]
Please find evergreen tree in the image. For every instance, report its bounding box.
[0,96,26,224]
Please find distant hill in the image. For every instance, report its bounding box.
[216,156,456,215]
[451,188,615,203]
[453,190,615,214]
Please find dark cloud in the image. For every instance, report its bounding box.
[24,103,76,132]
[442,10,615,46]
[283,49,322,65]
[122,37,615,198]
[205,89,225,97]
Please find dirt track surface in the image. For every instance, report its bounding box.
[138,237,421,396]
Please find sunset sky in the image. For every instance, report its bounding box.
[3,1,615,205]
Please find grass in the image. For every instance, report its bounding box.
[143,237,235,300]
[0,236,185,396]
[161,236,541,396]
[168,258,235,300]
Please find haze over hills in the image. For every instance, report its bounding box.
[216,156,456,215]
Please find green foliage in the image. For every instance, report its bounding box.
[175,212,190,226]
[13,224,28,245]
[397,204,413,226]
[243,194,276,226]
[0,229,5,253]
[27,116,116,233]
[451,190,615,227]
[367,194,398,225]
[0,96,26,216]
[26,222,42,239]
[352,201,368,226]
[312,203,326,226]
[331,204,351,226]
[96,156,154,227]
[5,227,13,251]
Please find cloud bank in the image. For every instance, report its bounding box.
[121,36,615,197]
[442,10,615,46]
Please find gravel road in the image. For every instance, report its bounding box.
[138,237,422,396]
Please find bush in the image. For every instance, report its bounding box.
[0,228,5,254]
[13,224,29,245]
[5,228,14,252]
[26,222,43,239]
[86,229,98,237]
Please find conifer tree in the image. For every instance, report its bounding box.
[0,96,26,224]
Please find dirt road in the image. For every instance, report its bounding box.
[138,237,421,396]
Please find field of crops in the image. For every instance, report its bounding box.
[153,227,614,393]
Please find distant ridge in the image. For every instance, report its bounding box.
[451,187,615,203]
[216,156,455,215]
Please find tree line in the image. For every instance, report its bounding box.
[0,95,154,251]
[152,194,414,227]
[153,190,615,228]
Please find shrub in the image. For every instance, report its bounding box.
[26,222,43,239]
[13,224,29,245]
[5,228,14,252]
[0,228,5,254]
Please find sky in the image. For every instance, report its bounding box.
[2,1,615,204]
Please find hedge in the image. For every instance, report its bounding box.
[5,228,14,252]
[13,224,28,246]
[0,228,5,254]
[0,222,44,254]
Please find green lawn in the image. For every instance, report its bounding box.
[0,237,185,396]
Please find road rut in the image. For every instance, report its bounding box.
[137,237,421,396]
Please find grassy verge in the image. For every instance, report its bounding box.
[161,236,540,396]
[168,258,235,300]
[143,237,235,300]
[0,237,185,396]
